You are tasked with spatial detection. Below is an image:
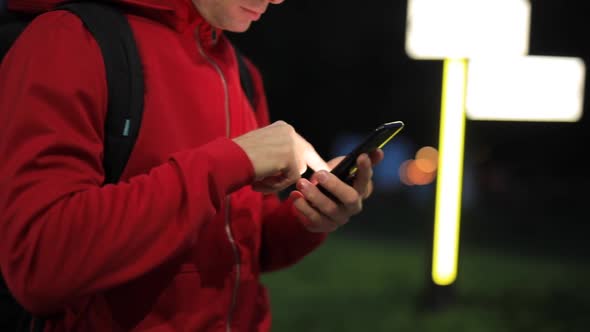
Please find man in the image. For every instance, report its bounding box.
[0,0,383,330]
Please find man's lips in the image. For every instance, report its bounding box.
[241,7,263,20]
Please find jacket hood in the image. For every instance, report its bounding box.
[8,0,202,32]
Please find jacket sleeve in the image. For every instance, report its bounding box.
[242,57,328,273]
[0,12,254,314]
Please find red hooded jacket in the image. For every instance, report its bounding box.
[0,0,327,330]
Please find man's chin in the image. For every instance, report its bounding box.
[223,21,253,33]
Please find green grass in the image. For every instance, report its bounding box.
[261,234,590,332]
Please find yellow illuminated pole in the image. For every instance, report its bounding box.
[405,0,536,291]
[432,58,468,286]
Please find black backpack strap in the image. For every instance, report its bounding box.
[1,4,143,331]
[59,1,145,185]
[234,46,257,111]
[3,3,144,331]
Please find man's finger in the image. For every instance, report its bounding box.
[369,148,384,166]
[304,144,329,172]
[290,190,338,233]
[327,156,345,170]
[353,154,373,198]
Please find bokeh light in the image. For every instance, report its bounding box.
[399,146,439,186]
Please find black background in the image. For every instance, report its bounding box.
[228,0,590,259]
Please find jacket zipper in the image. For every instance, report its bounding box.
[195,28,240,332]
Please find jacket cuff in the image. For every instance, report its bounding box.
[172,137,255,196]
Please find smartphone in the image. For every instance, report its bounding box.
[318,121,405,200]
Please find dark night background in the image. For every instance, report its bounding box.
[227,1,590,330]
[228,0,589,255]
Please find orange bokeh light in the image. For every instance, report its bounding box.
[407,160,436,185]
[415,146,439,173]
[399,160,415,186]
[400,158,437,186]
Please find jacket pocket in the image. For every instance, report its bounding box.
[103,259,201,330]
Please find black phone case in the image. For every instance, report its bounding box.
[317,121,404,202]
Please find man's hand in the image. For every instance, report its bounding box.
[233,121,328,193]
[289,149,384,233]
